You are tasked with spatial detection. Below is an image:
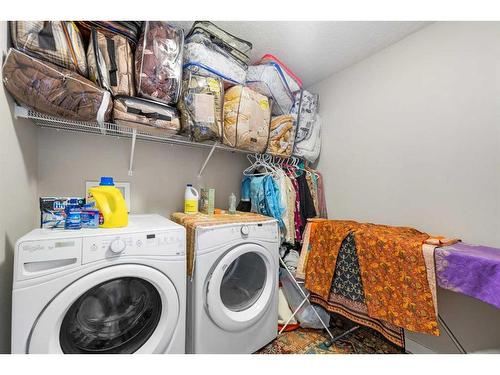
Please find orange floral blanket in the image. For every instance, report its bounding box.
[305,220,440,336]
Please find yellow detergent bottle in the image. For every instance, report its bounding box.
[89,177,128,228]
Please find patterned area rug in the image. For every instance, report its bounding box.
[256,321,404,354]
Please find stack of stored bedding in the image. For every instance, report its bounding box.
[187,21,252,66]
[10,21,88,77]
[2,48,112,123]
[266,115,295,157]
[223,85,271,153]
[77,21,142,45]
[177,72,224,142]
[135,21,184,105]
[183,22,251,86]
[113,96,180,136]
[260,54,302,91]
[246,54,301,115]
[291,90,321,163]
[87,28,135,96]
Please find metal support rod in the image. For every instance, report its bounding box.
[128,129,137,177]
[325,325,361,347]
[438,314,467,354]
[279,296,309,335]
[198,142,218,178]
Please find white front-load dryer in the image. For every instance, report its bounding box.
[12,214,186,354]
[187,220,279,353]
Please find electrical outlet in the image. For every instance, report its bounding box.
[85,181,131,213]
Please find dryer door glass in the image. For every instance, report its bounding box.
[220,252,266,312]
[59,277,162,354]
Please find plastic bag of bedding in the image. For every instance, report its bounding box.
[135,21,184,105]
[2,48,112,124]
[183,33,247,86]
[280,268,330,329]
[177,71,224,142]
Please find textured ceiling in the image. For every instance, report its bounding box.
[171,21,431,87]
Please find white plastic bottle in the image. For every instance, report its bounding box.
[228,193,236,214]
[184,184,199,214]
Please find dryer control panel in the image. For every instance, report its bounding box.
[82,230,185,264]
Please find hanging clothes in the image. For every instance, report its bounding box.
[249,174,284,228]
[316,171,328,218]
[297,172,316,231]
[286,171,303,243]
[282,173,296,245]
[239,154,327,245]
[237,176,251,212]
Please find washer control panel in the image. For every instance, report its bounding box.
[83,230,185,264]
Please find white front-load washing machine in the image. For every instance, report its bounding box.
[187,220,279,354]
[12,214,186,354]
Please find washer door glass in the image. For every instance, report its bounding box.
[220,252,266,312]
[59,277,162,354]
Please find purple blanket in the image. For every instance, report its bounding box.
[435,242,500,309]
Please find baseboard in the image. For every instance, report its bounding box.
[405,338,437,354]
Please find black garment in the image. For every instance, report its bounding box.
[236,200,251,212]
[297,173,317,231]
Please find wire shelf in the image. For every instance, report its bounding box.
[14,105,251,154]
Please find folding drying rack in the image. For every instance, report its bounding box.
[278,256,360,347]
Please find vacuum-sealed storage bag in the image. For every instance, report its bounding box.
[113,96,180,135]
[2,48,112,123]
[135,21,184,105]
[291,90,321,162]
[183,33,247,85]
[260,54,302,92]
[266,115,295,157]
[246,63,294,115]
[87,28,135,96]
[10,21,88,76]
[223,85,271,153]
[187,21,252,66]
[177,71,223,142]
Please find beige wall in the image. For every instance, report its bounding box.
[37,129,248,215]
[311,22,500,353]
[0,21,39,353]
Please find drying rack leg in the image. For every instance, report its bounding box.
[438,314,466,354]
[279,296,309,335]
[128,129,137,176]
[279,257,336,346]
[198,142,218,178]
[323,325,361,348]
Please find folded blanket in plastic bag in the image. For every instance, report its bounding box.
[135,21,184,105]
[178,72,224,142]
[2,48,112,123]
[10,21,88,77]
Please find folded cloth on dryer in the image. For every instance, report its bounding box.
[305,220,440,336]
[435,242,500,309]
[171,212,275,277]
